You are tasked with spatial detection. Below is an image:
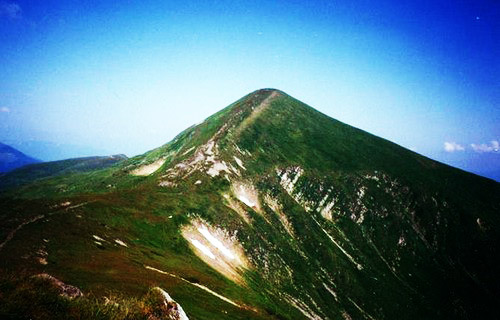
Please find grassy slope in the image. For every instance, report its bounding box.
[235,92,500,318]
[0,89,499,319]
[0,155,128,191]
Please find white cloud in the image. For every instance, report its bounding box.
[0,106,10,113]
[493,140,500,150]
[444,142,465,152]
[470,140,499,153]
[0,2,22,19]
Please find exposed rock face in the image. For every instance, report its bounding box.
[131,158,166,176]
[148,287,189,320]
[181,218,250,284]
[34,273,82,299]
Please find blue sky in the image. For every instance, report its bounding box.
[0,0,499,180]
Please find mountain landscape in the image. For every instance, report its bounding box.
[0,142,40,173]
[0,154,127,191]
[0,89,499,320]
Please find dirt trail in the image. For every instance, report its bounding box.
[0,214,45,251]
[145,265,241,308]
[235,90,280,136]
[0,201,92,252]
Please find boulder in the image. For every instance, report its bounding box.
[34,273,83,299]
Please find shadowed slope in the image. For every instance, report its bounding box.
[0,142,40,173]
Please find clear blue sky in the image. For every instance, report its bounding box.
[1,0,499,180]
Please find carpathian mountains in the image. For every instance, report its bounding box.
[0,154,127,191]
[0,89,499,320]
[0,142,40,173]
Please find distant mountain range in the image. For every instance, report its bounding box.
[0,89,498,320]
[0,142,40,172]
[0,154,128,190]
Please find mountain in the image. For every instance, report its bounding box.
[0,142,40,173]
[0,89,499,320]
[0,154,128,191]
[5,140,116,163]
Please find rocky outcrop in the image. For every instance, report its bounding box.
[34,273,82,299]
[147,287,189,320]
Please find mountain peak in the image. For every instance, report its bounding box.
[250,88,283,95]
[241,88,286,108]
[1,90,499,320]
[0,142,40,172]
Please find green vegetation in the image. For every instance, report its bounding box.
[0,272,201,320]
[0,155,127,192]
[0,89,499,319]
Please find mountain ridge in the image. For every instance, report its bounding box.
[0,154,128,191]
[0,89,499,320]
[0,142,40,173]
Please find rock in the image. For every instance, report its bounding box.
[147,287,189,320]
[34,273,83,299]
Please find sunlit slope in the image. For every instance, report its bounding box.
[1,89,499,320]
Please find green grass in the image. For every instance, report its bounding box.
[0,89,499,319]
[0,272,148,320]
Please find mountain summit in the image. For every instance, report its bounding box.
[1,89,499,319]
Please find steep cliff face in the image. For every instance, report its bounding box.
[1,89,499,319]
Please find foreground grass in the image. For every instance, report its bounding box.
[0,272,174,320]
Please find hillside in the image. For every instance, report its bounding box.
[0,142,40,173]
[0,154,128,191]
[0,89,499,320]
